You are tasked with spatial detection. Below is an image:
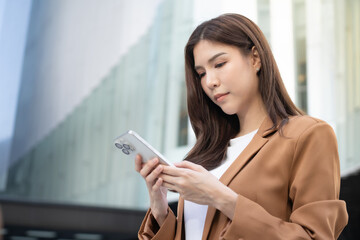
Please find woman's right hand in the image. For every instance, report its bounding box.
[135,154,169,226]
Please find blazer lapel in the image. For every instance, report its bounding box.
[201,116,277,239]
[175,197,185,240]
[219,134,268,185]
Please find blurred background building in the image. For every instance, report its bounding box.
[0,0,359,239]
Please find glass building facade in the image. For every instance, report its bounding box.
[4,0,194,209]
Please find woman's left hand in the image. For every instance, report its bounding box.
[160,161,237,216]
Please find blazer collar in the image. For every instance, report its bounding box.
[259,116,279,137]
[201,115,277,239]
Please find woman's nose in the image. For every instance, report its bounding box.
[205,72,220,88]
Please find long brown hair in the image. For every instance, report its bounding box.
[184,13,303,170]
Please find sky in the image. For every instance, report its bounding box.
[0,0,32,140]
[0,0,32,189]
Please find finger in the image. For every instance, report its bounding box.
[145,164,164,185]
[162,181,179,193]
[174,160,203,171]
[159,173,179,185]
[139,157,159,178]
[152,177,163,192]
[161,165,185,176]
[135,154,143,172]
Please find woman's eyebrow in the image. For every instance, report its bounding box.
[195,52,227,70]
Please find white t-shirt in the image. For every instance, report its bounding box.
[184,129,258,239]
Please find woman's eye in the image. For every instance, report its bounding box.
[215,62,226,68]
[198,72,206,79]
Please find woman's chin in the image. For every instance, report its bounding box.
[220,107,237,116]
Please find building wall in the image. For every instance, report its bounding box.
[9,0,163,166]
[6,0,195,209]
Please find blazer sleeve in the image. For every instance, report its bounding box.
[219,122,348,240]
[138,206,177,240]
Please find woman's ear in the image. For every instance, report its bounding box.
[251,46,261,72]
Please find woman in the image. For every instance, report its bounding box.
[136,13,348,239]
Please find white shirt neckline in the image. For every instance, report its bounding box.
[184,129,258,240]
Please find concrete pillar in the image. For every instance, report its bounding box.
[306,0,336,126]
[270,0,296,102]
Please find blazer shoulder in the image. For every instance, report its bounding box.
[283,115,334,139]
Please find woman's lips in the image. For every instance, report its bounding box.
[214,93,229,102]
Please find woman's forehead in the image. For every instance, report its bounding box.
[193,40,241,65]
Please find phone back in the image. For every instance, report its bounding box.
[114,131,170,165]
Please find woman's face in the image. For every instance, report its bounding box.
[193,40,263,118]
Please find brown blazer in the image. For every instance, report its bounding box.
[138,115,348,239]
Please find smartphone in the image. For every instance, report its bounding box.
[114,130,172,166]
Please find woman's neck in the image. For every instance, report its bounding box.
[236,100,267,137]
